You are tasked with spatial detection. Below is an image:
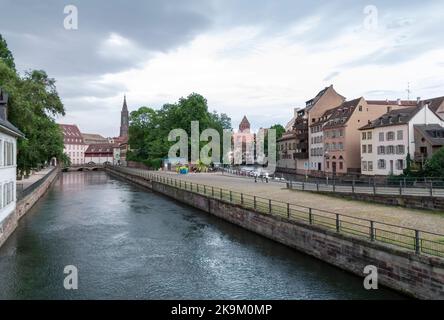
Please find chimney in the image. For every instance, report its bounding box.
[0,88,8,120]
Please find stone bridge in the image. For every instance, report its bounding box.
[63,164,106,172]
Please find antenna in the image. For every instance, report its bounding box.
[406,82,411,100]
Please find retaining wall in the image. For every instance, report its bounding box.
[0,168,60,248]
[106,168,444,299]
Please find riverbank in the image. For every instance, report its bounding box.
[106,167,444,299]
[153,171,444,236]
[0,167,60,248]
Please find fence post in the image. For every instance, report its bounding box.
[309,208,313,224]
[370,221,375,241]
[415,230,420,254]
[269,199,272,214]
[316,182,319,192]
[373,180,376,195]
[333,178,336,192]
[399,180,402,195]
[302,182,305,191]
[204,185,206,195]
[336,214,340,232]
[287,203,290,219]
[254,196,257,210]
[430,182,433,197]
[212,186,214,197]
[241,193,244,205]
[220,189,223,200]
[230,190,233,202]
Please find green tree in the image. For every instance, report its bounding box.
[0,35,15,71]
[264,124,285,157]
[0,34,65,175]
[422,147,444,177]
[128,93,231,167]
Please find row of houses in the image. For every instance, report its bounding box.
[59,96,130,166]
[277,85,444,177]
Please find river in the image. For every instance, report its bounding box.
[0,171,405,299]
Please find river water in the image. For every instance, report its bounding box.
[0,171,405,299]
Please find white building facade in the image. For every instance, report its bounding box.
[360,105,443,176]
[59,124,86,165]
[0,89,24,226]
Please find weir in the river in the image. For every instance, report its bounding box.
[0,171,405,299]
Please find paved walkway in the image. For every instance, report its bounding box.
[152,171,444,235]
[17,167,55,189]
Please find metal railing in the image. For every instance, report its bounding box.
[108,166,444,258]
[16,167,57,201]
[287,180,444,198]
[219,168,444,198]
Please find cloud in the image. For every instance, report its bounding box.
[0,0,211,77]
[1,0,444,136]
[324,72,340,82]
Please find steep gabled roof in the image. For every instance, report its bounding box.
[0,118,24,138]
[305,85,346,110]
[421,96,444,113]
[414,124,444,147]
[359,106,421,130]
[310,105,342,127]
[59,124,84,144]
[0,87,24,138]
[323,98,363,129]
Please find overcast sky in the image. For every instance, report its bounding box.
[1,0,444,136]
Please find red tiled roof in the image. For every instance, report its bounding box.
[85,143,114,154]
[59,124,84,145]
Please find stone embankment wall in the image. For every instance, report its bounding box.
[0,168,60,248]
[107,168,444,299]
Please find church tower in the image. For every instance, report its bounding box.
[120,95,129,138]
[239,115,250,133]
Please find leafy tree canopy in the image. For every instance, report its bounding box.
[0,34,66,174]
[0,35,15,71]
[422,147,444,177]
[128,93,231,168]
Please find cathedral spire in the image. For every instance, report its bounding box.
[120,95,129,138]
[122,94,128,112]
